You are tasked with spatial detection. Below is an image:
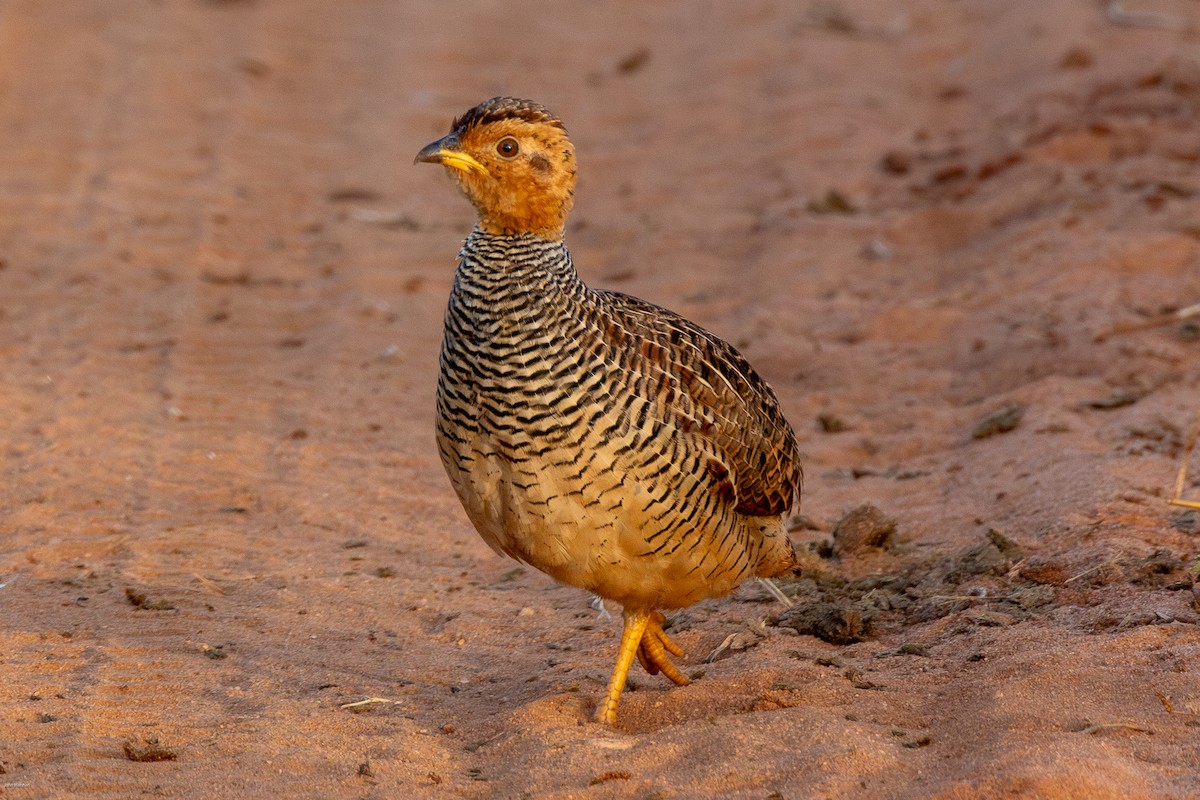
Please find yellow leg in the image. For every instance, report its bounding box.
[595,608,651,725]
[596,610,693,724]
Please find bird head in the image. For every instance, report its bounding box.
[415,97,577,239]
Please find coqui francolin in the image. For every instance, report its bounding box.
[416,96,802,724]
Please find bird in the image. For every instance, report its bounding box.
[416,97,802,724]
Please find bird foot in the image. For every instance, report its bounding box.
[635,611,691,686]
[595,609,691,725]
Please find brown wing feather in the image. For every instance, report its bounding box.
[595,290,802,517]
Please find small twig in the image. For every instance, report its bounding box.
[1065,556,1124,584]
[1170,413,1200,510]
[591,595,612,620]
[759,577,795,608]
[193,573,227,595]
[1153,689,1176,714]
[705,620,768,663]
[1078,721,1153,735]
[340,697,400,711]
[1105,1,1191,31]
[1095,302,1200,342]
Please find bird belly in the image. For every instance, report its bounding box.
[435,405,788,610]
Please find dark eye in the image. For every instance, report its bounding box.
[496,137,520,159]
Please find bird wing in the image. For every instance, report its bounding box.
[594,290,801,517]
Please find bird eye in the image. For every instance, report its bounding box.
[496,137,520,159]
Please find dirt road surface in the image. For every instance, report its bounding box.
[2,1,1199,798]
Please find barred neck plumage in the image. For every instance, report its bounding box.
[446,228,591,346]
[457,227,585,295]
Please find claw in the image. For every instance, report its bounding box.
[637,612,690,686]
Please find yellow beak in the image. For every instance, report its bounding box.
[414,134,489,176]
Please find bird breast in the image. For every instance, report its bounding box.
[434,233,792,608]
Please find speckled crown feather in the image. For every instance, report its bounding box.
[451,96,565,134]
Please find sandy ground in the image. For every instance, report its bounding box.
[2,1,1200,798]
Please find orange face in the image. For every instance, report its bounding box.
[416,97,577,239]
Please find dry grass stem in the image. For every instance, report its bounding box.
[1078,721,1153,735]
[1095,302,1200,341]
[339,697,401,711]
[1170,413,1200,510]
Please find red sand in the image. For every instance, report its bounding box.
[2,2,1199,798]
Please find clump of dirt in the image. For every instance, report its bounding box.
[773,595,867,644]
[971,405,1025,439]
[831,503,896,554]
[122,737,178,763]
[773,521,1193,644]
[124,587,176,611]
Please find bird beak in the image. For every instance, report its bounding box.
[414,134,489,176]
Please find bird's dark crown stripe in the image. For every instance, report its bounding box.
[451,97,565,135]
